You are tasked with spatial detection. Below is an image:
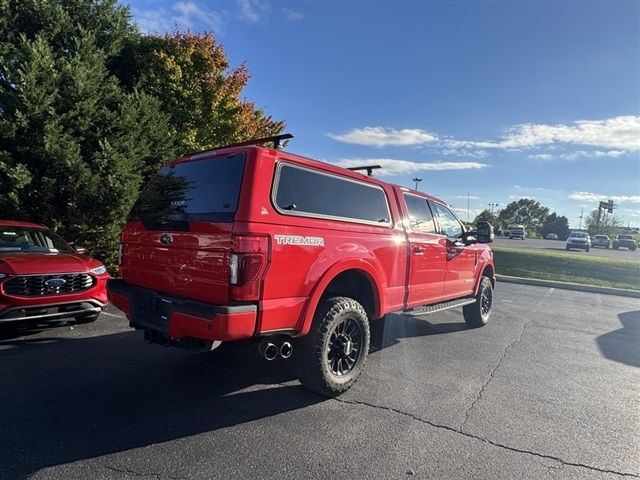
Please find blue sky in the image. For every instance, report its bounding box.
[124,0,640,227]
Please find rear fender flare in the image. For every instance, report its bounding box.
[296,259,386,337]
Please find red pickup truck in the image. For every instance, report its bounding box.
[108,134,495,395]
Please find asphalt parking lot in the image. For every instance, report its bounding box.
[1,283,638,480]
[493,237,638,259]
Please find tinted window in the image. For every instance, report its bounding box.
[0,227,72,253]
[274,163,391,225]
[403,194,436,233]
[431,202,464,238]
[129,153,246,229]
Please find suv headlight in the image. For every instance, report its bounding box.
[91,265,107,275]
[0,273,6,279]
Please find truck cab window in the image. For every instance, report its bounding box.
[431,202,464,239]
[403,194,436,233]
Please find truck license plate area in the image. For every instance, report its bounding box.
[155,297,173,320]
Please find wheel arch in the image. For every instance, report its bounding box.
[474,262,495,295]
[296,261,385,337]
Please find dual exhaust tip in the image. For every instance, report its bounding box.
[259,339,293,361]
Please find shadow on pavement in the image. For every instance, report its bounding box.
[596,310,640,368]
[370,313,469,351]
[0,313,469,478]
[0,318,81,343]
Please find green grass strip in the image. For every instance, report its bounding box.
[492,247,640,291]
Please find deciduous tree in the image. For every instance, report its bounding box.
[497,199,550,234]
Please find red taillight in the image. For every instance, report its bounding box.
[229,235,269,301]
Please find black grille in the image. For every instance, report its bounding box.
[3,273,95,297]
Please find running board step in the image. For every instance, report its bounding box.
[402,297,476,316]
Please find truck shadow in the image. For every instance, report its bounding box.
[596,310,640,368]
[0,314,468,479]
[370,313,469,351]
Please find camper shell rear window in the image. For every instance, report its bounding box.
[129,153,246,230]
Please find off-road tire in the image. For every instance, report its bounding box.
[463,276,493,328]
[297,296,370,396]
[585,247,590,252]
[74,312,100,324]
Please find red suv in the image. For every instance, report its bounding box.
[0,220,109,325]
[108,135,495,395]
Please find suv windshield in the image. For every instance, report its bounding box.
[618,235,633,240]
[129,153,246,230]
[570,233,588,238]
[0,226,73,253]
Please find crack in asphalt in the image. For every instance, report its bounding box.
[332,397,639,478]
[102,464,185,480]
[460,288,555,430]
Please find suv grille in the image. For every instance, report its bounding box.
[3,273,95,297]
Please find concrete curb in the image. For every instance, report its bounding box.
[496,274,640,298]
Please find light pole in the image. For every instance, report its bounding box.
[412,177,422,190]
[578,207,584,230]
[488,203,499,214]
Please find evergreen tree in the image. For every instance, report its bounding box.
[0,1,284,267]
[0,1,175,265]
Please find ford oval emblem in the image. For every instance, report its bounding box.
[45,278,66,289]
[160,233,173,245]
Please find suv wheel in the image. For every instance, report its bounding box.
[463,276,493,328]
[297,296,370,396]
[74,312,100,324]
[585,246,590,252]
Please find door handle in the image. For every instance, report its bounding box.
[413,246,425,255]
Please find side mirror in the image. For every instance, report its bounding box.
[461,231,477,245]
[71,244,86,254]
[476,221,494,243]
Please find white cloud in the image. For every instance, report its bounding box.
[569,191,640,204]
[328,127,438,147]
[283,7,305,21]
[334,158,489,176]
[560,150,626,160]
[134,1,224,33]
[446,116,640,151]
[452,195,480,200]
[528,153,553,160]
[238,0,270,23]
[451,207,484,220]
[442,148,489,158]
[619,208,640,218]
[509,195,537,200]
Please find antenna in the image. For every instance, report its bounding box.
[347,165,382,176]
[186,133,294,158]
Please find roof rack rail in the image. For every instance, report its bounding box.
[186,133,294,157]
[347,165,382,177]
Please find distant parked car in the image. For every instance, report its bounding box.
[508,226,526,240]
[545,233,559,240]
[591,235,610,249]
[612,234,637,251]
[0,220,109,325]
[565,232,591,252]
